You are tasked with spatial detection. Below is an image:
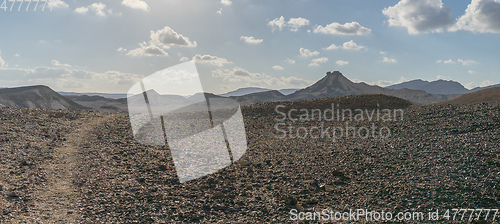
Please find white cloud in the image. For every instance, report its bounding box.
[126,42,168,57]
[457,59,478,66]
[380,51,387,55]
[212,66,313,88]
[324,44,340,50]
[0,51,6,69]
[336,60,349,66]
[193,54,232,67]
[51,60,71,67]
[268,16,286,31]
[74,3,113,16]
[240,36,263,44]
[48,0,69,9]
[221,0,232,6]
[288,17,310,32]
[90,3,107,16]
[299,48,319,57]
[312,57,328,64]
[382,0,455,34]
[150,26,197,48]
[382,57,397,63]
[437,59,477,65]
[309,57,329,67]
[285,58,296,64]
[124,26,196,57]
[342,40,365,50]
[313,21,372,36]
[117,47,127,52]
[217,8,223,14]
[324,40,365,51]
[74,7,89,14]
[268,16,310,32]
[468,70,478,75]
[272,65,284,70]
[14,53,20,57]
[122,0,149,11]
[452,0,500,33]
[179,57,189,62]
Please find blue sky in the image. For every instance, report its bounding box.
[0,0,499,94]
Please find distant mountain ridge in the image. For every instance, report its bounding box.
[387,79,470,95]
[0,85,87,110]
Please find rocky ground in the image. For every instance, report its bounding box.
[0,95,499,223]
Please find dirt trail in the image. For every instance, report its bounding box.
[14,115,110,223]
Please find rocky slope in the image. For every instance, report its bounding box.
[0,85,87,110]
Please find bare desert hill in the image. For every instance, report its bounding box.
[438,87,500,105]
[0,85,87,110]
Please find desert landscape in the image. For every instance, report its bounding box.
[1,89,499,222]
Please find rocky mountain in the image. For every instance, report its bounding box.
[286,71,459,104]
[220,87,272,97]
[439,87,500,105]
[0,85,87,110]
[387,79,470,95]
[231,90,285,105]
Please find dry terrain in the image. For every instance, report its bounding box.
[0,95,499,223]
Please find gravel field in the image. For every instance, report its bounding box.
[1,95,499,223]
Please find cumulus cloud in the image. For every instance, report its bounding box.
[313,21,372,36]
[272,65,284,70]
[122,0,149,11]
[48,0,69,9]
[212,66,312,88]
[193,54,232,67]
[51,60,71,67]
[268,16,286,31]
[299,48,319,57]
[288,17,310,32]
[90,3,107,16]
[268,16,310,32]
[308,57,329,67]
[74,3,112,16]
[117,47,127,52]
[452,0,500,33]
[150,26,197,48]
[221,0,232,6]
[217,8,223,14]
[240,36,263,44]
[324,40,365,51]
[382,0,455,34]
[382,57,398,63]
[380,51,387,55]
[179,57,189,62]
[324,44,340,50]
[124,26,196,57]
[74,7,89,14]
[336,60,349,66]
[126,42,168,57]
[285,58,296,64]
